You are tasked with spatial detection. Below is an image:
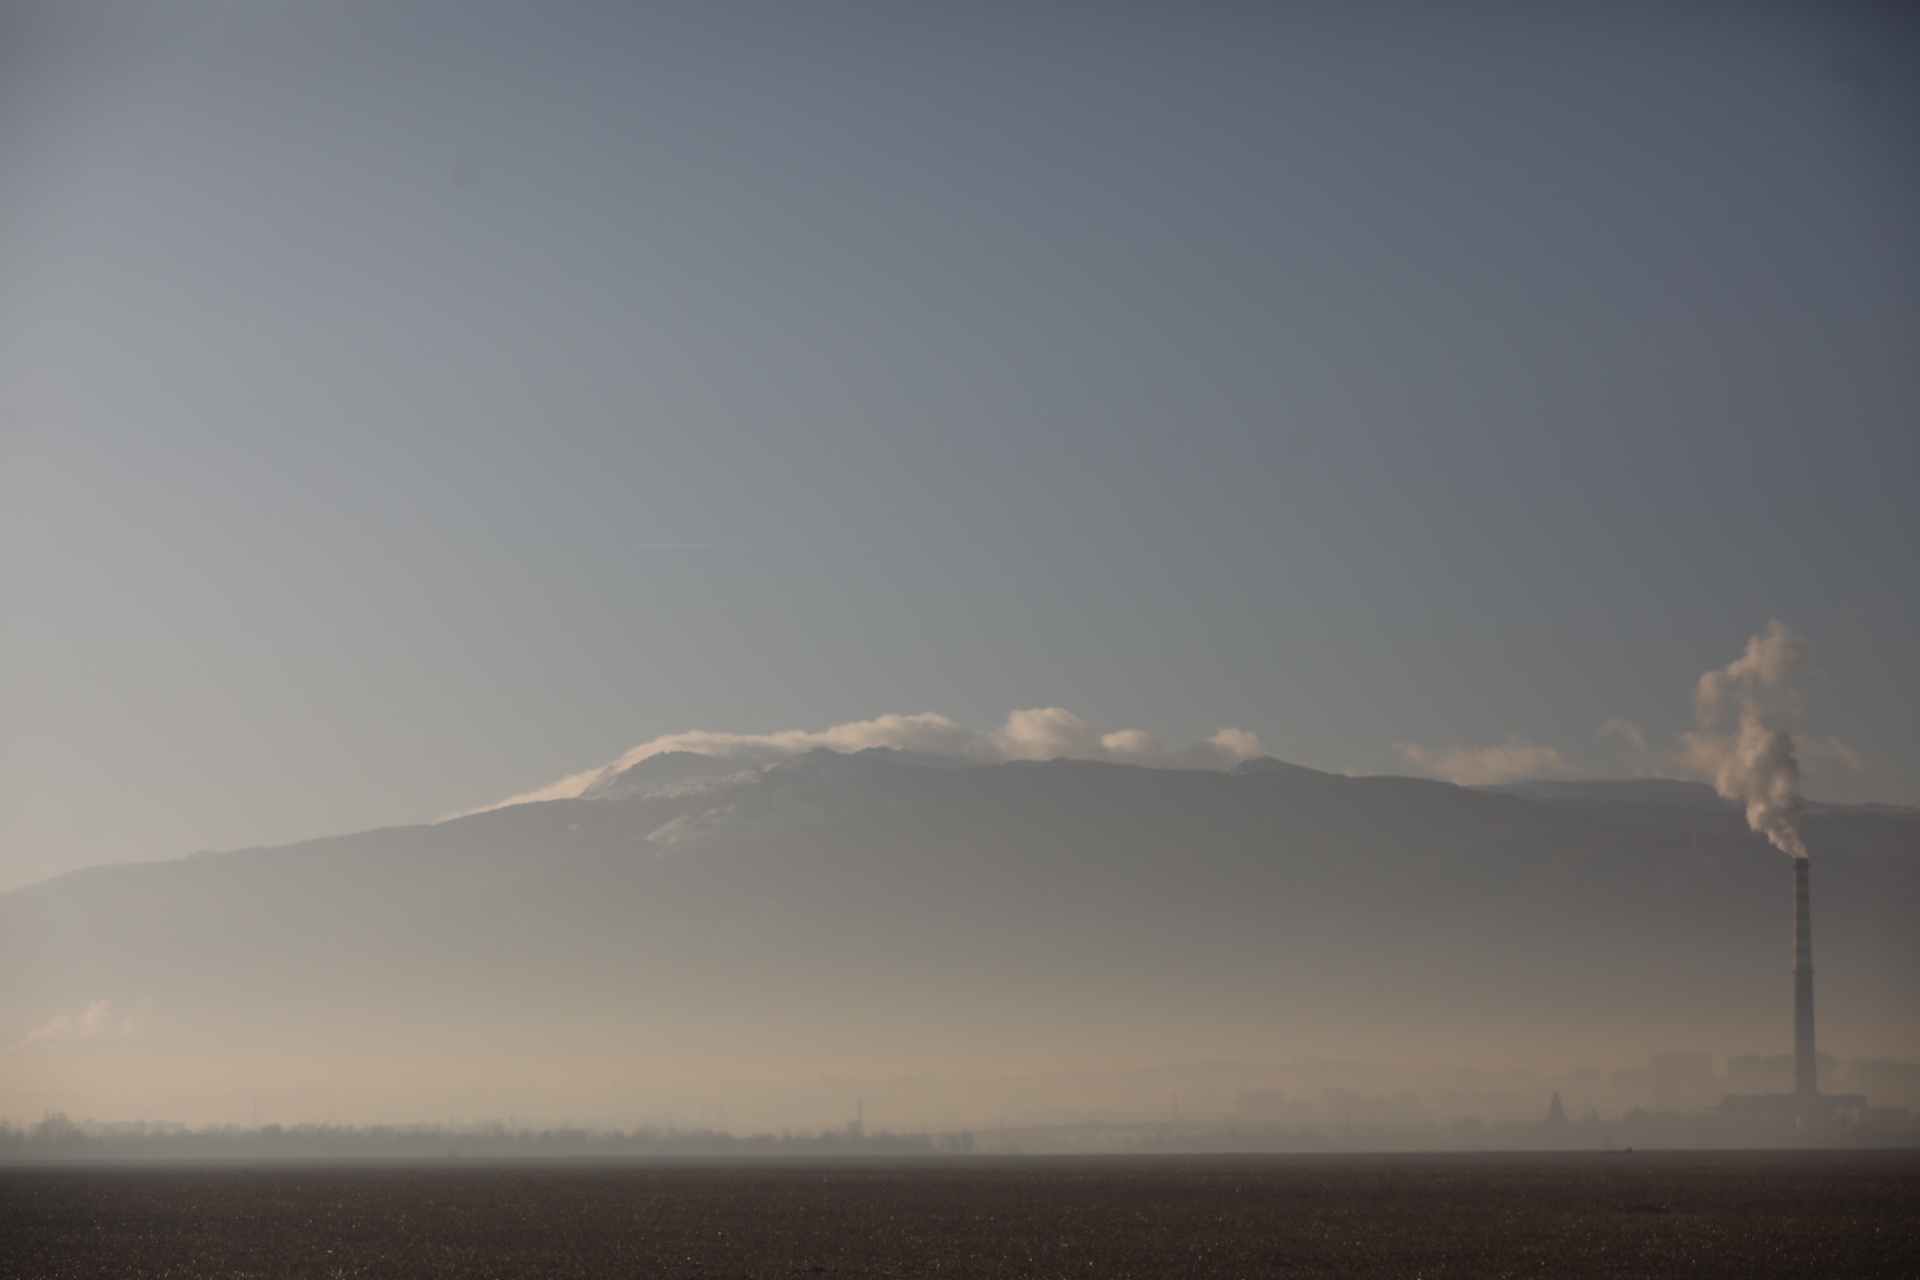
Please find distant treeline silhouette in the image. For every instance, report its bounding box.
[0,1114,976,1161]
[6,1108,1914,1160]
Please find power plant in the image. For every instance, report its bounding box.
[1716,851,1873,1139]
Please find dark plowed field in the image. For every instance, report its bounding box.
[2,1151,1916,1278]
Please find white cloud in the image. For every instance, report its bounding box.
[1795,733,1873,776]
[2,999,147,1056]
[1600,717,1649,755]
[1394,734,1575,786]
[452,710,1271,818]
[1599,717,1676,778]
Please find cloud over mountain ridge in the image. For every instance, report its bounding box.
[455,708,1269,817]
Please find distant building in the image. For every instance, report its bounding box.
[1610,1053,1719,1110]
[1728,1053,1835,1095]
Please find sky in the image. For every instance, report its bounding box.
[3,0,1916,893]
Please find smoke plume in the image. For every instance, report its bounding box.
[1678,621,1811,857]
[457,709,1270,816]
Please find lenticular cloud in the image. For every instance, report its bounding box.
[456,710,1269,816]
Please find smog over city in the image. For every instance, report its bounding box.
[2,2,1916,1275]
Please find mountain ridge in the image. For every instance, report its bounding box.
[3,752,1913,1125]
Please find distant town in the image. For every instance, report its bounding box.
[7,1053,1914,1161]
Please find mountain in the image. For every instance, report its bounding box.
[2,751,1914,1124]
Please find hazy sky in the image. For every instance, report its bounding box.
[3,1,1916,892]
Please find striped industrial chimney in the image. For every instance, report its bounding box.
[1793,856,1816,1100]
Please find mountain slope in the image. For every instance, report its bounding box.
[2,752,1914,1120]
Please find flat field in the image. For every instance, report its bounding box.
[2,1151,1916,1279]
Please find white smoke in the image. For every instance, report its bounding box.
[1678,621,1811,857]
[456,709,1271,817]
[1393,734,1574,786]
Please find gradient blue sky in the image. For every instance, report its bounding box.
[3,1,1916,890]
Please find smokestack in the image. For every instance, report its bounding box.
[1793,856,1816,1100]
[1683,627,1830,1103]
